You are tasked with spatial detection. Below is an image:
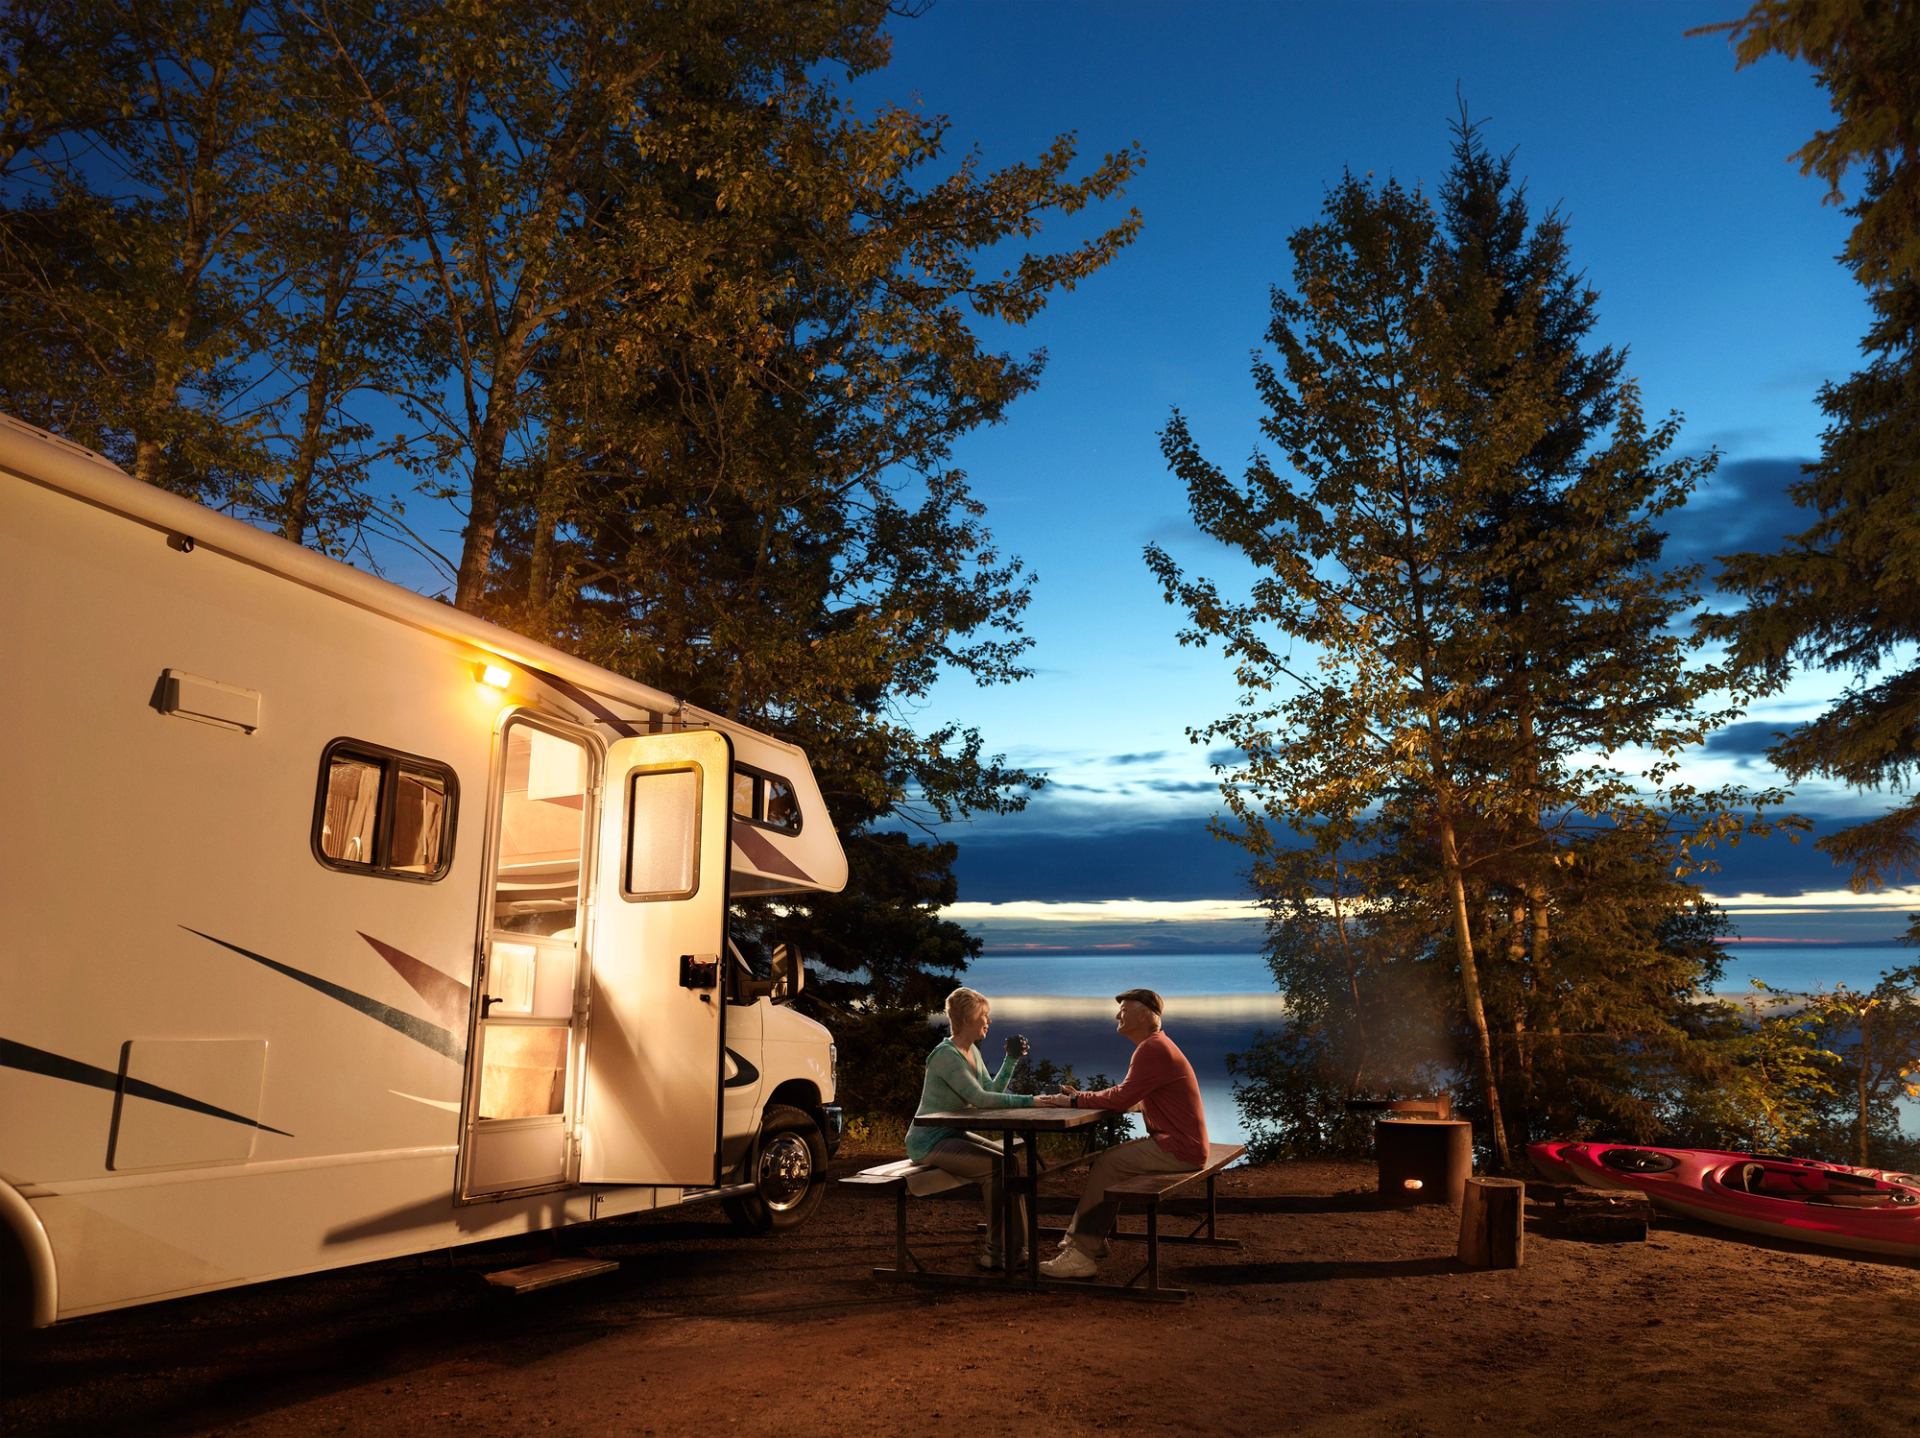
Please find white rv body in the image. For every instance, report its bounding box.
[0,416,848,1327]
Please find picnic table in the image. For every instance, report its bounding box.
[852,1106,1243,1302]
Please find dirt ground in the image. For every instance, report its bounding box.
[4,1151,1917,1438]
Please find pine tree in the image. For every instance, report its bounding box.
[1697,0,1920,899]
[1151,125,1763,1164]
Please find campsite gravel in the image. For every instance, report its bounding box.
[4,1154,1916,1437]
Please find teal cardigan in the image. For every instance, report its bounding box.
[906,1038,1034,1160]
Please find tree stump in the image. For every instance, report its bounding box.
[1556,1185,1651,1242]
[1457,1176,1526,1268]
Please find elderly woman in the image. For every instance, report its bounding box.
[907,986,1034,1270]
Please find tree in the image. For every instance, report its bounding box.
[1802,964,1920,1165]
[1150,122,1760,1166]
[0,0,287,503]
[1696,1,1920,902]
[455,6,1140,1040]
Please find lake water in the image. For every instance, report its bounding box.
[960,945,1917,1150]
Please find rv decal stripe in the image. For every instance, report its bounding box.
[359,932,469,1031]
[730,823,812,883]
[182,928,465,1061]
[526,665,644,738]
[0,1038,294,1136]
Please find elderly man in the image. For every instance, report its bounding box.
[1036,987,1208,1279]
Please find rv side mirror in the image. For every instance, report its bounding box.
[771,943,804,1002]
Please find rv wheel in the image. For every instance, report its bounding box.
[724,1104,826,1233]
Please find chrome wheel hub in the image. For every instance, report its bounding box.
[757,1132,814,1211]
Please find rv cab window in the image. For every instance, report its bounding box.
[731,763,802,834]
[312,740,457,881]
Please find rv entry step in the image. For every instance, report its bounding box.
[482,1256,619,1294]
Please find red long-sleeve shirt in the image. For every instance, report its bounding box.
[1071,1030,1208,1167]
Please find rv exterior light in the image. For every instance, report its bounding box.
[478,663,512,690]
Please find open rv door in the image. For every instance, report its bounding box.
[578,728,732,1186]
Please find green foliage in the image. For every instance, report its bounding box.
[1696,0,1920,286]
[1799,963,1920,1165]
[812,1003,944,1123]
[1697,0,1920,894]
[1023,1056,1133,1151]
[1653,989,1837,1150]
[0,0,287,502]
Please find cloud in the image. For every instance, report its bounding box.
[1111,751,1168,766]
[1702,720,1790,763]
[1206,746,1248,768]
[954,813,1249,903]
[1662,457,1813,572]
[956,796,1904,904]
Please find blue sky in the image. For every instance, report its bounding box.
[848,1,1920,949]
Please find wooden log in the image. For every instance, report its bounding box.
[1556,1185,1650,1242]
[1457,1176,1526,1269]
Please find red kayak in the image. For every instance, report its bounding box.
[1529,1141,1920,1258]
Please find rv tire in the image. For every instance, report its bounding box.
[724,1104,825,1233]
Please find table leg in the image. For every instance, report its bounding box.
[1000,1127,1019,1282]
[1024,1131,1040,1282]
[1146,1205,1160,1293]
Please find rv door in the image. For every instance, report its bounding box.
[577,728,732,1186]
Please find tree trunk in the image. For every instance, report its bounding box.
[1857,1014,1872,1167]
[283,360,335,544]
[456,408,511,613]
[1440,817,1510,1169]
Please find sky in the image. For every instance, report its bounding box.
[838,0,1920,951]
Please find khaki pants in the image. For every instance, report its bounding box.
[1065,1137,1195,1253]
[924,1134,1030,1259]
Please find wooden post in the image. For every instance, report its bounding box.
[1457,1176,1526,1269]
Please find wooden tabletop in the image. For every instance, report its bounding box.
[911,1106,1107,1132]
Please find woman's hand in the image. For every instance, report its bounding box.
[1034,1093,1071,1108]
[1004,1033,1029,1058]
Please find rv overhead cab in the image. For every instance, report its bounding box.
[0,414,849,1328]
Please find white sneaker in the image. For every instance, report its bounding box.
[1040,1246,1099,1280]
[1056,1234,1110,1259]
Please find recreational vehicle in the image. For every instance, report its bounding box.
[0,415,849,1328]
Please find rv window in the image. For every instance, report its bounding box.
[312,740,458,882]
[320,754,382,864]
[389,768,451,873]
[625,766,700,899]
[763,775,799,831]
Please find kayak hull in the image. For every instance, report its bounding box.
[1528,1141,1920,1259]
